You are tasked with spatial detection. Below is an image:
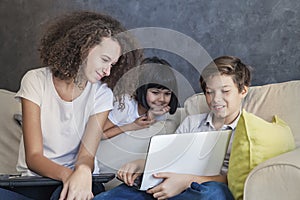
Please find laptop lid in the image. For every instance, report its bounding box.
[138,130,232,190]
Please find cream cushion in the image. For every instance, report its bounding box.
[0,89,22,174]
[244,148,300,200]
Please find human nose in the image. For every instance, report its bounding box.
[212,91,222,102]
[103,65,111,76]
[158,94,166,102]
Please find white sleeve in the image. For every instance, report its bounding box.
[90,83,114,115]
[15,70,43,106]
[108,95,138,126]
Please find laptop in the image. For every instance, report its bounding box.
[132,130,232,191]
[0,173,115,188]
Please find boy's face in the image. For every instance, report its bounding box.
[204,74,248,125]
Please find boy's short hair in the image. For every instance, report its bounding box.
[200,56,252,93]
[135,57,179,114]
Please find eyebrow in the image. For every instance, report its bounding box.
[206,85,232,90]
[222,85,232,88]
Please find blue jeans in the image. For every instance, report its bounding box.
[0,188,33,200]
[94,181,234,200]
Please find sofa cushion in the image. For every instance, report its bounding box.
[244,148,300,200]
[243,80,300,148]
[228,110,295,200]
[0,89,22,174]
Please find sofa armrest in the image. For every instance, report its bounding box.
[244,147,300,200]
[0,89,22,174]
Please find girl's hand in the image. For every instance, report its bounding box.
[146,172,192,200]
[59,165,93,200]
[117,159,145,186]
[129,116,155,130]
[147,106,170,120]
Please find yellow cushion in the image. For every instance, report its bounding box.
[228,109,295,200]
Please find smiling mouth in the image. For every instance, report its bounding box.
[96,71,103,80]
[213,105,225,110]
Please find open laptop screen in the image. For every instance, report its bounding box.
[137,130,232,190]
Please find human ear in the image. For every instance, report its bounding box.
[241,86,249,98]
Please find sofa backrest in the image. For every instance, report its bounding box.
[0,89,22,174]
[184,80,300,148]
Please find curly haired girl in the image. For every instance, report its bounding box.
[0,11,141,200]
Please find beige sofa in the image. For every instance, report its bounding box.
[1,80,300,199]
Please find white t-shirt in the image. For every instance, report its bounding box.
[108,94,166,126]
[15,67,113,176]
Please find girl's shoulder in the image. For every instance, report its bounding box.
[23,67,51,81]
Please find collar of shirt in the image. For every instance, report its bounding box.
[201,110,242,131]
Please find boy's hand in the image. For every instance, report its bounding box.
[117,159,145,186]
[146,172,192,200]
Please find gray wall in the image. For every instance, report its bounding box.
[1,0,300,102]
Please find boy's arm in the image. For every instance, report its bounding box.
[147,172,227,199]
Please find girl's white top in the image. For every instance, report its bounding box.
[108,94,166,126]
[15,67,113,176]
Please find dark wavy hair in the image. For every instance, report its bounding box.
[39,11,142,100]
[134,57,179,114]
[200,56,252,93]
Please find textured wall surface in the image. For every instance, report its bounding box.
[1,0,300,102]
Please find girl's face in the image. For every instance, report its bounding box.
[205,74,248,125]
[146,88,172,110]
[84,37,121,83]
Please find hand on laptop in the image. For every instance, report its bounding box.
[146,172,192,200]
[117,159,145,186]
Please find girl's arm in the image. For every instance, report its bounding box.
[21,98,73,182]
[59,110,109,200]
[102,116,155,139]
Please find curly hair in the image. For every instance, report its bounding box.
[39,11,143,101]
[200,56,252,93]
